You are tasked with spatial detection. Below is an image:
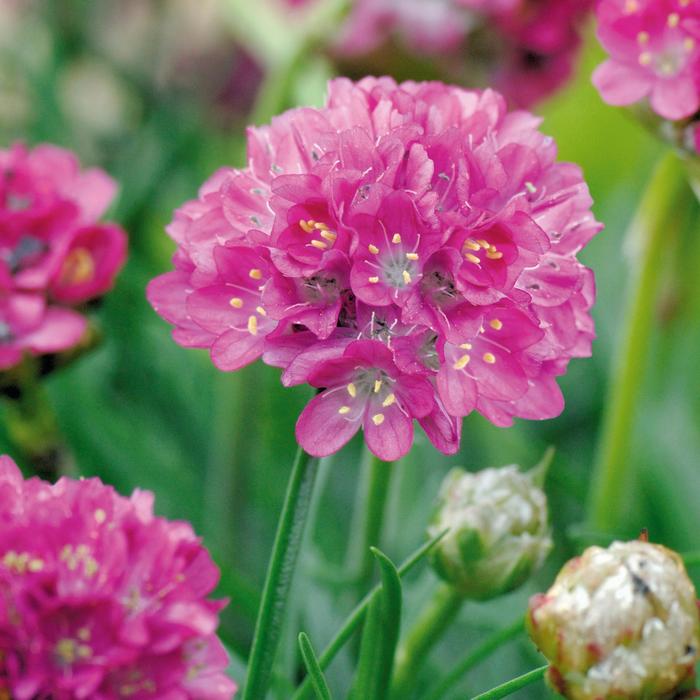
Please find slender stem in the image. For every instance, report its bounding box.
[424,618,525,700]
[346,452,393,596]
[391,583,464,698]
[291,532,447,700]
[587,153,690,532]
[242,446,319,700]
[471,665,548,700]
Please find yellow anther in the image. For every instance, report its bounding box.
[639,52,652,66]
[77,627,91,641]
[453,355,471,370]
[314,222,329,230]
[230,297,244,309]
[372,413,385,426]
[685,37,695,52]
[247,315,258,336]
[477,239,490,249]
[338,406,351,415]
[249,268,263,280]
[368,244,380,254]
[525,181,537,194]
[465,253,481,265]
[464,239,481,251]
[637,31,649,44]
[94,509,106,523]
[369,276,380,284]
[382,393,396,407]
[77,644,92,659]
[28,558,44,572]
[347,383,357,397]
[56,639,77,664]
[668,12,680,27]
[299,220,314,233]
[392,233,402,244]
[459,342,473,350]
[320,231,337,242]
[406,252,419,261]
[487,251,504,260]
[373,379,382,393]
[483,352,496,364]
[256,306,267,316]
[310,239,328,250]
[402,270,412,284]
[490,319,503,330]
[59,247,95,286]
[625,0,638,12]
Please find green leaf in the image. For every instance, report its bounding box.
[298,633,333,700]
[348,548,402,700]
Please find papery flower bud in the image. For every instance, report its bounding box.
[0,455,237,699]
[528,540,700,700]
[427,464,552,599]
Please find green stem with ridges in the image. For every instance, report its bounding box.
[242,446,319,700]
[471,665,548,700]
[587,153,691,532]
[424,618,525,700]
[390,583,464,699]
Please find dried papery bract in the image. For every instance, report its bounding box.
[528,540,700,700]
[148,77,602,461]
[428,464,552,599]
[0,455,237,699]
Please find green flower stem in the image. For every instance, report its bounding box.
[3,370,73,481]
[391,583,464,698]
[471,665,548,700]
[424,618,525,700]
[346,452,394,597]
[586,153,690,532]
[242,446,320,700]
[291,531,447,700]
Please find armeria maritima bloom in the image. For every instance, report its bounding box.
[0,143,127,370]
[333,0,594,108]
[528,540,700,700]
[593,0,700,121]
[0,455,237,699]
[148,77,602,461]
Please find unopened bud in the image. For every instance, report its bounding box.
[528,540,700,700]
[427,464,552,600]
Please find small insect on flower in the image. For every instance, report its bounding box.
[0,456,237,699]
[148,77,602,461]
[528,539,700,700]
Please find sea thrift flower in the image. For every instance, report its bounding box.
[334,0,594,107]
[0,455,237,699]
[427,464,552,599]
[148,77,602,461]
[528,540,700,700]
[593,0,700,121]
[0,143,127,370]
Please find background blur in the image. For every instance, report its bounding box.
[1,1,698,698]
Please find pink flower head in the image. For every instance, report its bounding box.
[334,0,593,107]
[0,455,237,700]
[148,77,603,461]
[0,143,128,370]
[593,0,700,120]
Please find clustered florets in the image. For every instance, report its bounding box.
[0,143,127,370]
[593,0,700,122]
[0,456,236,699]
[149,77,602,461]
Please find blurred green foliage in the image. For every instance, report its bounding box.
[2,2,700,698]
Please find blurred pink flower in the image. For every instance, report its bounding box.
[0,143,127,369]
[0,455,237,700]
[149,77,602,461]
[593,0,700,120]
[334,0,593,108]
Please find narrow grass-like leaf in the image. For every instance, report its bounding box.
[298,633,333,700]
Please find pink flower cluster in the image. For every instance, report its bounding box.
[148,77,602,461]
[334,0,594,107]
[593,0,700,121]
[0,143,127,371]
[0,456,236,699]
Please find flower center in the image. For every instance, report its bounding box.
[298,219,337,251]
